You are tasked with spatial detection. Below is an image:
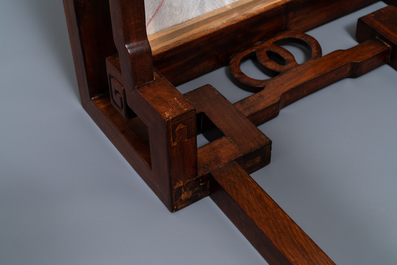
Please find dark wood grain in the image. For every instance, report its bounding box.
[108,0,153,90]
[197,137,242,176]
[153,1,286,86]
[154,0,379,86]
[234,37,391,126]
[231,6,397,126]
[103,22,204,210]
[210,161,335,265]
[356,5,397,70]
[64,0,383,99]
[91,54,202,211]
[229,32,322,92]
[286,0,378,32]
[63,2,397,264]
[185,85,272,174]
[63,0,116,101]
[383,0,397,6]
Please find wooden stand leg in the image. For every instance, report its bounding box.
[210,162,335,265]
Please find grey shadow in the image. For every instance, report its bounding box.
[25,0,80,99]
[345,22,357,41]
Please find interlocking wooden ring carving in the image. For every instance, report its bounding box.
[230,32,322,92]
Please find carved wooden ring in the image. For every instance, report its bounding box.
[230,32,322,92]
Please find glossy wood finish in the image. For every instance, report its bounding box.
[153,0,286,86]
[184,85,272,175]
[108,0,153,90]
[286,0,378,32]
[153,0,381,86]
[356,5,397,70]
[63,2,397,264]
[383,0,397,6]
[87,75,200,212]
[230,31,322,92]
[210,161,335,264]
[230,5,397,127]
[127,77,199,212]
[233,35,391,126]
[63,0,392,103]
[62,0,116,102]
[148,0,284,52]
[105,51,204,212]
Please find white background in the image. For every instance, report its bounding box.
[1,1,396,264]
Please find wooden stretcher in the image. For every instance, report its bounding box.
[63,0,397,263]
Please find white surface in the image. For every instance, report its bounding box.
[145,0,239,34]
[1,1,396,265]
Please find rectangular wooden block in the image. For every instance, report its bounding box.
[184,85,272,175]
[356,5,397,70]
[210,161,335,265]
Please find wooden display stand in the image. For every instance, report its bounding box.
[63,0,396,263]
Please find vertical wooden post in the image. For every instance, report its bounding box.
[105,0,202,211]
[108,0,153,90]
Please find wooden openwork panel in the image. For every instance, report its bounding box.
[63,1,397,263]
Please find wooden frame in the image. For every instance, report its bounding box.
[63,0,396,263]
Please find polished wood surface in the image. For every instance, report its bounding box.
[63,1,397,264]
[184,85,272,175]
[356,5,397,70]
[148,0,284,52]
[108,0,153,90]
[152,0,380,86]
[210,161,335,264]
[233,34,391,126]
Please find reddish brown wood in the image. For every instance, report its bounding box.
[286,0,378,32]
[105,51,204,212]
[210,161,335,264]
[106,0,154,119]
[184,85,272,174]
[63,2,397,265]
[86,86,196,212]
[126,77,200,211]
[63,0,382,100]
[230,32,322,92]
[356,5,397,70]
[108,0,153,90]
[154,0,379,86]
[153,1,287,86]
[62,0,116,102]
[233,34,391,126]
[197,137,243,176]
